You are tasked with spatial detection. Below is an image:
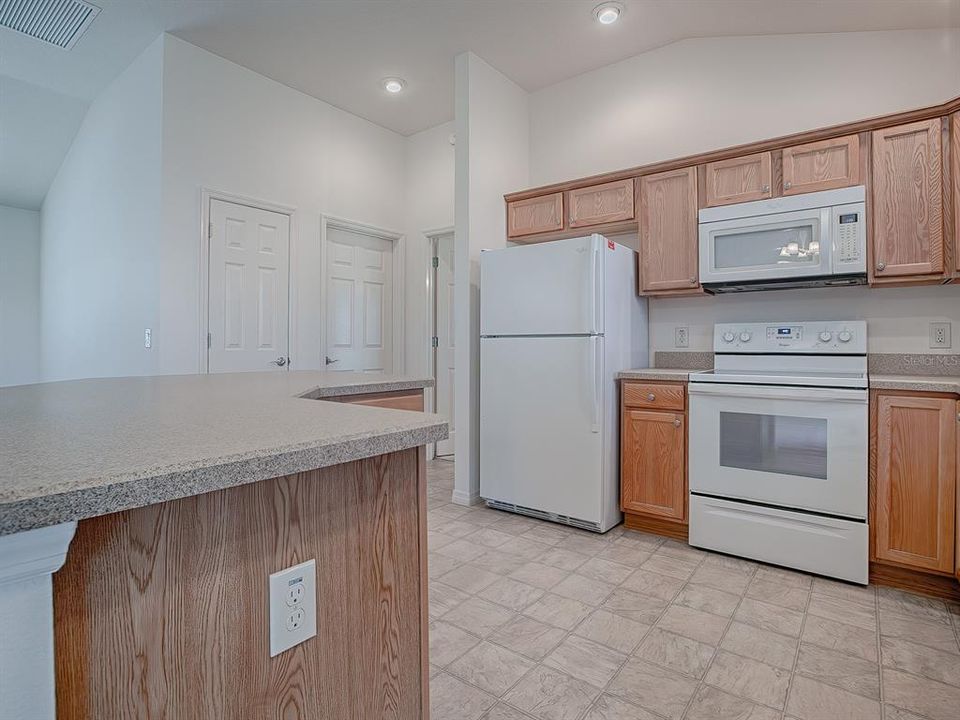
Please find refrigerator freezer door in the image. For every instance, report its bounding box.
[480,235,603,337]
[480,335,603,525]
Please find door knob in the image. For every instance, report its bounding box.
[271,357,287,367]
[325,356,339,366]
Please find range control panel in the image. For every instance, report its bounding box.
[714,321,867,354]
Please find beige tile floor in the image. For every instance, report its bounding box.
[425,460,960,720]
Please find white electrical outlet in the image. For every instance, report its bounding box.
[269,559,316,657]
[144,328,152,349]
[929,322,952,349]
[675,326,689,348]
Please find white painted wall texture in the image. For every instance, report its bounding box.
[40,37,164,382]
[453,52,530,505]
[526,29,960,359]
[160,35,409,375]
[0,205,41,386]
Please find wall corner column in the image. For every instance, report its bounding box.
[0,522,77,719]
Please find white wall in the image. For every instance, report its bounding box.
[453,53,530,505]
[651,284,960,356]
[403,121,455,379]
[0,205,41,386]
[527,29,960,359]
[160,35,409,375]
[530,29,960,185]
[40,37,163,382]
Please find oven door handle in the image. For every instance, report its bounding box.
[688,383,867,404]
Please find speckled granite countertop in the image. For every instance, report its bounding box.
[868,375,960,394]
[617,368,704,382]
[0,372,445,536]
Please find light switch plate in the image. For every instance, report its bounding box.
[929,322,952,349]
[269,559,317,657]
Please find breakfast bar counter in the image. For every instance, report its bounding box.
[0,371,446,720]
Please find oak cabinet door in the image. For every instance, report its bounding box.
[567,179,634,228]
[638,167,699,293]
[782,135,860,195]
[953,113,960,274]
[871,119,944,278]
[621,408,686,521]
[874,393,956,573]
[703,152,772,207]
[507,193,564,238]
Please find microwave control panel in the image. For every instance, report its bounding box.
[832,203,866,270]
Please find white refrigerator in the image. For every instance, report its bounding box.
[480,234,647,532]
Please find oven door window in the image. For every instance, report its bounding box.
[719,411,828,480]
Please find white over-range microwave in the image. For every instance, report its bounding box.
[698,185,866,293]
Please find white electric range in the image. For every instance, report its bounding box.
[688,321,869,584]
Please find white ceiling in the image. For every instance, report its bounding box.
[1,0,959,208]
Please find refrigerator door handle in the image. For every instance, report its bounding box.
[591,243,602,334]
[589,337,601,433]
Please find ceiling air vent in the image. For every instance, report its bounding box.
[0,0,101,50]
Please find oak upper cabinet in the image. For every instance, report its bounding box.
[703,152,772,207]
[621,382,687,523]
[953,113,960,275]
[567,178,634,228]
[638,167,700,294]
[871,119,944,279]
[782,135,860,195]
[873,392,957,574]
[507,192,564,239]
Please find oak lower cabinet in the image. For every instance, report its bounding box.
[953,113,960,276]
[871,390,957,574]
[703,152,772,207]
[870,119,944,282]
[507,192,564,239]
[782,134,860,195]
[638,167,700,295]
[620,381,688,538]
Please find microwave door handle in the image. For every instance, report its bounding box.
[821,207,833,273]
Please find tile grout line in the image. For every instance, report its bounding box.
[676,559,762,720]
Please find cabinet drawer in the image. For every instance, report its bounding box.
[622,382,685,411]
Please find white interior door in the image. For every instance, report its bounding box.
[325,227,394,373]
[208,199,290,373]
[434,232,455,457]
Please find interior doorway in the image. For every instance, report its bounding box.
[430,230,455,458]
[321,218,405,373]
[205,196,293,373]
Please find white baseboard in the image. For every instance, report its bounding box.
[451,489,482,507]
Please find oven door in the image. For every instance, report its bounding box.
[688,382,867,519]
[699,207,832,284]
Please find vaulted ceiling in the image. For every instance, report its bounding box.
[2,0,959,208]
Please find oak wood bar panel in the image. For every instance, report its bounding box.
[327,389,425,411]
[54,449,428,720]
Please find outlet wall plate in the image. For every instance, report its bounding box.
[929,322,952,349]
[675,326,689,348]
[269,559,317,657]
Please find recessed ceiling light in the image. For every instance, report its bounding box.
[594,2,623,25]
[382,77,406,94]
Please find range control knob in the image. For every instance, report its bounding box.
[819,331,833,343]
[739,331,752,343]
[838,330,853,343]
[722,331,735,343]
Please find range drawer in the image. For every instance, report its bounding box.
[622,382,686,411]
